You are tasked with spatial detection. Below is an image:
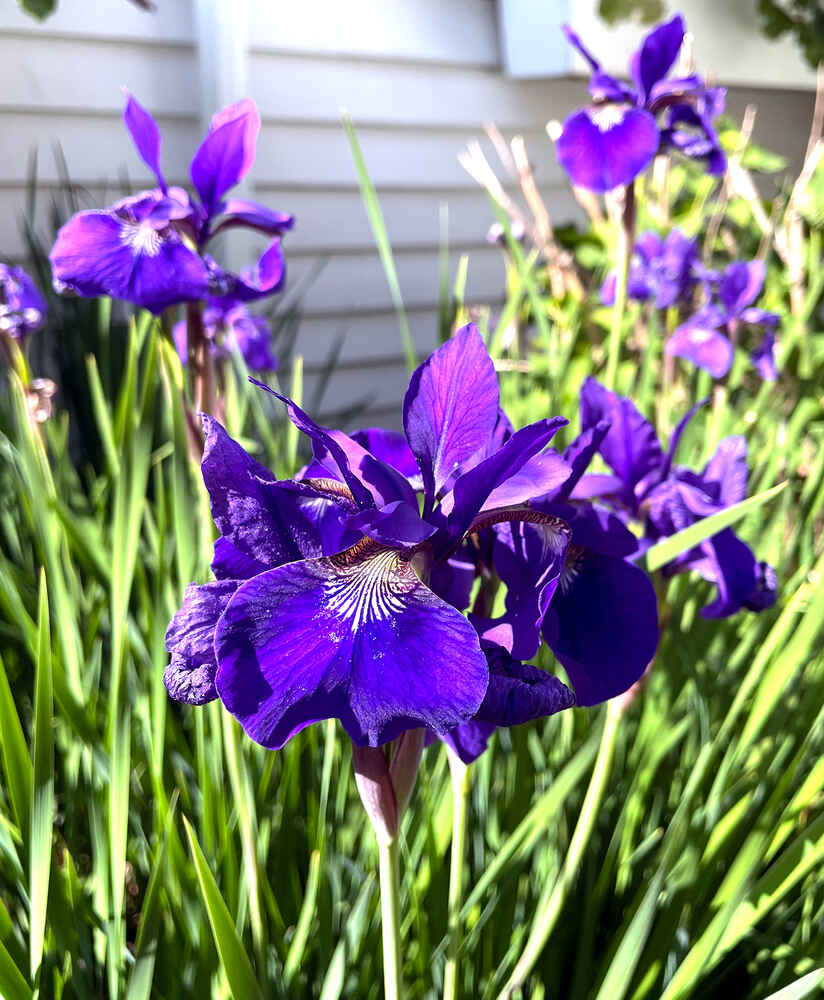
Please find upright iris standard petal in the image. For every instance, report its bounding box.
[165,580,239,705]
[542,549,658,705]
[478,450,571,511]
[556,107,659,193]
[50,208,209,314]
[215,540,489,748]
[632,14,685,100]
[580,377,664,502]
[190,98,261,215]
[445,417,567,543]
[122,91,166,192]
[666,317,733,378]
[403,323,499,505]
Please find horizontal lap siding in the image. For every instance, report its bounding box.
[0,1,815,422]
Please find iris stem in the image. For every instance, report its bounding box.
[377,835,404,1000]
[498,700,624,999]
[604,183,636,390]
[443,749,471,1000]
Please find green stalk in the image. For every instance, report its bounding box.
[604,184,636,390]
[377,836,404,1000]
[498,701,624,999]
[443,749,471,1000]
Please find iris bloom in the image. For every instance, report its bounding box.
[166,325,605,749]
[173,299,277,372]
[556,15,726,192]
[50,93,293,315]
[575,378,777,618]
[601,229,699,309]
[666,259,779,379]
[0,263,47,341]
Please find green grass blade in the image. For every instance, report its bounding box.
[283,849,322,988]
[183,816,265,1000]
[126,794,178,1000]
[762,971,824,1000]
[0,652,33,838]
[29,572,54,985]
[342,111,416,371]
[0,937,32,1000]
[644,481,787,572]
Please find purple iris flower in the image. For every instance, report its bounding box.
[0,263,47,341]
[173,299,277,372]
[601,229,699,309]
[556,15,726,192]
[401,415,658,765]
[165,325,590,750]
[50,92,293,315]
[666,259,779,380]
[575,377,777,619]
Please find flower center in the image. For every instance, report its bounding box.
[588,104,627,132]
[120,221,164,257]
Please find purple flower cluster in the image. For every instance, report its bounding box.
[50,93,293,317]
[165,326,660,763]
[0,264,47,341]
[575,378,777,618]
[557,15,726,192]
[666,259,779,380]
[601,229,699,310]
[173,300,277,373]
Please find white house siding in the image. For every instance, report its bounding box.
[0,0,816,423]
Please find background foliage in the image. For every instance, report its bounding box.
[0,84,823,1000]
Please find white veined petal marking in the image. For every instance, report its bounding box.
[325,545,414,632]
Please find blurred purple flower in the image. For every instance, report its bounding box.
[173,299,278,372]
[666,259,779,379]
[0,263,47,341]
[556,15,726,192]
[576,377,777,618]
[601,229,699,309]
[166,324,588,750]
[50,93,293,315]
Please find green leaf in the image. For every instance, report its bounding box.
[283,849,322,987]
[644,481,787,572]
[341,112,416,371]
[0,937,32,1000]
[762,970,824,1000]
[29,572,54,984]
[0,652,33,838]
[183,816,264,1000]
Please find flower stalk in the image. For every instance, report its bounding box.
[605,182,636,390]
[443,747,471,1000]
[378,836,404,1000]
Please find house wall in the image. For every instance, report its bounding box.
[0,0,815,423]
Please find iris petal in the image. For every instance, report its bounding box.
[542,550,658,705]
[50,209,208,314]
[556,107,659,193]
[403,323,500,507]
[122,91,166,192]
[215,540,489,748]
[190,98,261,215]
[164,580,238,705]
